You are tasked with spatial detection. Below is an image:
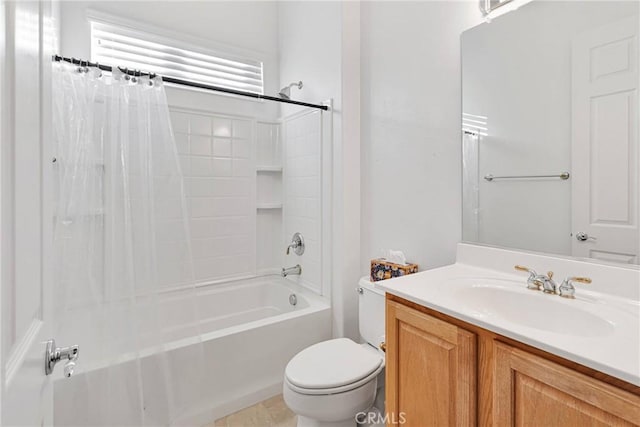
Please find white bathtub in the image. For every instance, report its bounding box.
[54,276,331,426]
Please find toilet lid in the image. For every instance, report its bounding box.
[285,338,383,390]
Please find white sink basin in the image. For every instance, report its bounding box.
[375,251,640,386]
[450,283,615,337]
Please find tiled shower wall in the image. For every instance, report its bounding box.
[166,107,324,294]
[170,109,256,283]
[283,110,322,293]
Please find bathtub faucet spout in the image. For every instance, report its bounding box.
[282,264,302,277]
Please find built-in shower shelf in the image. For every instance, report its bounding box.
[256,203,282,210]
[256,165,283,172]
[256,121,283,273]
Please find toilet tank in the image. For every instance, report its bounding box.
[358,277,386,348]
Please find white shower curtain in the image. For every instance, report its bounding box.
[52,61,205,426]
[462,131,480,242]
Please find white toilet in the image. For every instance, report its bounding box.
[283,277,386,427]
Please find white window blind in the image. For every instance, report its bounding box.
[462,113,488,137]
[90,21,264,94]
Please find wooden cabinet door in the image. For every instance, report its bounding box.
[386,300,476,427]
[494,342,640,427]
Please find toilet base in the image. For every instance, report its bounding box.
[283,376,377,424]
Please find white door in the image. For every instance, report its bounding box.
[1,1,56,424]
[571,15,640,264]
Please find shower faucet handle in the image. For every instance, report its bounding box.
[286,232,305,256]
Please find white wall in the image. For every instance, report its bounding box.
[278,2,342,116]
[361,1,482,273]
[462,1,639,256]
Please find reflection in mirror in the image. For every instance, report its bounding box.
[479,0,518,17]
[462,0,639,265]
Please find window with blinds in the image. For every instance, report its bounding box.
[90,21,264,94]
[462,113,488,137]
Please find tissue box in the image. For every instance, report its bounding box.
[370,259,418,282]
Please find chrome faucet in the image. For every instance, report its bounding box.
[282,264,302,277]
[514,265,542,290]
[539,271,558,294]
[516,265,592,299]
[514,265,556,293]
[558,276,592,299]
[286,232,305,255]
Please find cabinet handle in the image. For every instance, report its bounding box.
[379,342,386,352]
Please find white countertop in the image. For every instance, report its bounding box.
[376,245,640,386]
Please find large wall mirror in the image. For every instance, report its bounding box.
[461,0,639,265]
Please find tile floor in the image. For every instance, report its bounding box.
[209,395,296,427]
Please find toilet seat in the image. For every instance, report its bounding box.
[284,338,384,396]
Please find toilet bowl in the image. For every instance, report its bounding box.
[283,278,385,427]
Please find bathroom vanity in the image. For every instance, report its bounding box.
[378,244,640,426]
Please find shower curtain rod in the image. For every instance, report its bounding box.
[53,55,329,111]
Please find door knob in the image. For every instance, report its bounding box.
[575,232,596,242]
[45,339,79,377]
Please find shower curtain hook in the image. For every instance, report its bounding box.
[146,70,154,86]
